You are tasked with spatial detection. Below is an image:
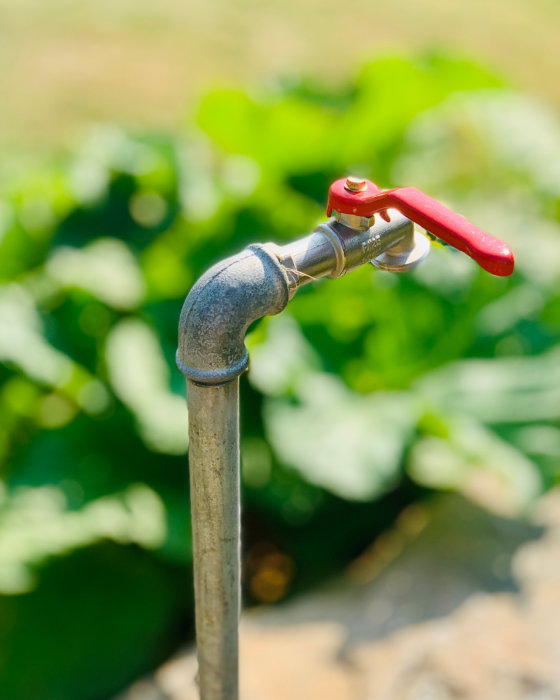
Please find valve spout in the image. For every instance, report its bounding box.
[273,210,416,293]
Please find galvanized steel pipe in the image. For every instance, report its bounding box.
[186,378,241,700]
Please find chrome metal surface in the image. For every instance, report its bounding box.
[335,211,375,230]
[325,210,413,276]
[272,210,414,295]
[187,378,240,700]
[272,231,340,294]
[372,228,431,272]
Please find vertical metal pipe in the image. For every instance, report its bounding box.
[187,378,240,700]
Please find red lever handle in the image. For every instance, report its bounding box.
[327,178,514,277]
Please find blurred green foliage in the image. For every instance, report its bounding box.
[0,53,559,699]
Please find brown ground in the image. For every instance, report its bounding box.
[116,490,560,699]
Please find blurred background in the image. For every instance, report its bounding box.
[1,0,560,698]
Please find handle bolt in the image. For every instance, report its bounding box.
[344,176,367,193]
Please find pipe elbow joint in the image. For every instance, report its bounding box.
[177,244,290,385]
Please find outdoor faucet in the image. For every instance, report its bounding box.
[176,177,514,700]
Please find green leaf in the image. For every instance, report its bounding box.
[264,372,417,501]
[0,542,187,700]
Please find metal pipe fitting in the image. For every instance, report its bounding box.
[272,210,414,295]
[177,244,290,386]
[177,212,418,700]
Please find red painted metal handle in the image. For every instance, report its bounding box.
[327,178,514,276]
